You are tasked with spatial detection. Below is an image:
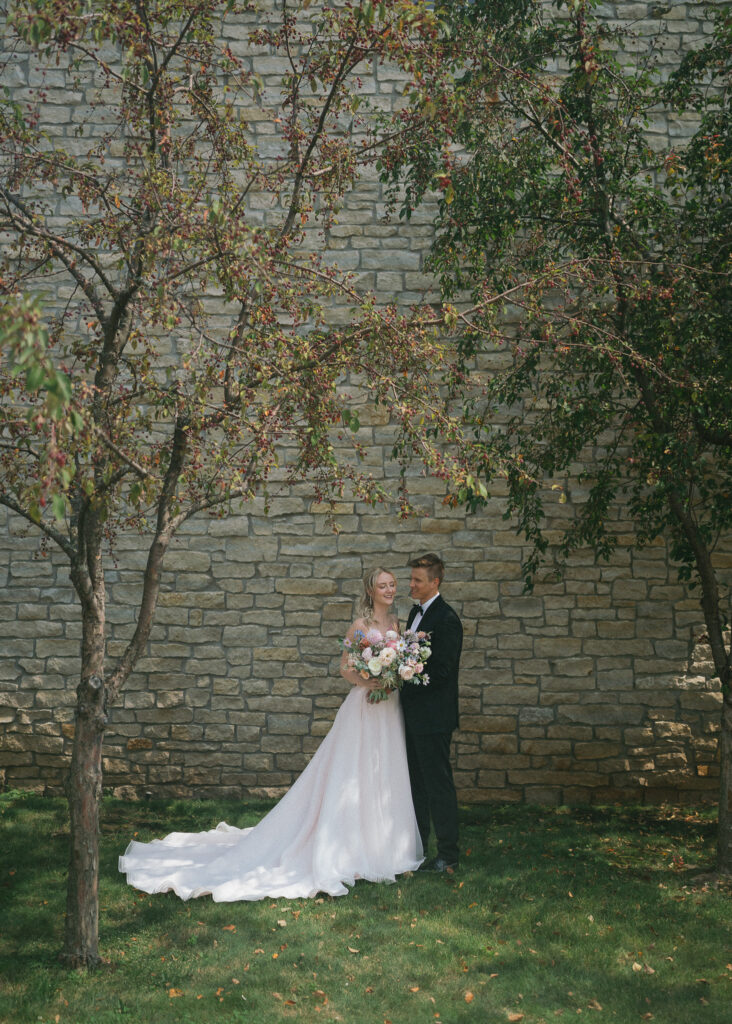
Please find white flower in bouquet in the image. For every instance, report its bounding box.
[379,647,397,666]
[367,657,383,676]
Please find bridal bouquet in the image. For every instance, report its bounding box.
[342,627,431,704]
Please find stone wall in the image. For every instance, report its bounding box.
[0,1,728,805]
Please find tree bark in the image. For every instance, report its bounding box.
[666,491,732,876]
[717,692,732,876]
[60,594,107,968]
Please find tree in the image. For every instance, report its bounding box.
[0,0,474,966]
[382,1,732,872]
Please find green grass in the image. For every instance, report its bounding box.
[0,792,729,1024]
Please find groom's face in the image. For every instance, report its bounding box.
[409,567,439,605]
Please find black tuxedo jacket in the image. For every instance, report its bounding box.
[401,594,462,735]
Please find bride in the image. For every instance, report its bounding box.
[118,567,423,901]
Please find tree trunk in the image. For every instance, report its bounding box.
[60,607,107,969]
[664,491,732,876]
[717,692,732,876]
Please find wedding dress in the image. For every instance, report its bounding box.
[118,685,423,901]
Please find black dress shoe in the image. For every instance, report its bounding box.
[422,857,458,873]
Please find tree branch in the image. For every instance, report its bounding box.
[106,414,189,701]
[0,491,76,561]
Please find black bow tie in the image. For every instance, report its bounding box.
[414,604,424,614]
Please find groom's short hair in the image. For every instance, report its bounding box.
[408,553,444,583]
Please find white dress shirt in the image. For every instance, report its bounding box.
[411,592,439,632]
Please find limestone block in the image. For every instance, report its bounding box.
[170,725,205,741]
[653,721,692,739]
[534,638,583,657]
[156,691,185,709]
[253,646,299,662]
[261,734,302,753]
[159,591,226,608]
[679,692,723,711]
[126,737,154,752]
[518,707,555,725]
[267,713,310,735]
[472,734,517,755]
[476,770,506,788]
[460,715,516,733]
[205,725,236,742]
[574,742,622,759]
[521,739,572,755]
[558,704,643,725]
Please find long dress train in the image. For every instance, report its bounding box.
[118,685,423,901]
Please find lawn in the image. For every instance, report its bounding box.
[0,791,729,1024]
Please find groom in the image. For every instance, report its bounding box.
[402,553,463,873]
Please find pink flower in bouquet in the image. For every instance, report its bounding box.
[361,646,373,662]
[398,664,415,681]
[379,647,397,666]
[365,628,383,646]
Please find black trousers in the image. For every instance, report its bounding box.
[405,727,459,864]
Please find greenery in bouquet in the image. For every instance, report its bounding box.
[343,628,431,704]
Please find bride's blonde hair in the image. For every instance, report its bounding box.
[358,566,396,621]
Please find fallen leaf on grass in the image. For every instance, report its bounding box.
[587,999,602,1011]
[168,989,183,998]
[222,924,236,932]
[507,1014,524,1022]
[347,946,360,954]
[409,987,420,992]
[253,948,264,954]
[464,991,474,1003]
[277,919,287,927]
[632,962,643,972]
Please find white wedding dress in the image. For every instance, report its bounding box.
[119,685,423,901]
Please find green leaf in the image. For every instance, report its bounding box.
[51,493,66,522]
[26,364,46,391]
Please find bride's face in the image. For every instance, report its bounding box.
[371,572,396,608]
